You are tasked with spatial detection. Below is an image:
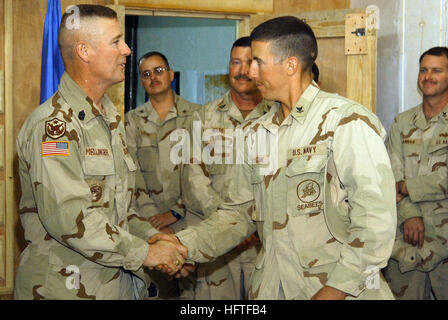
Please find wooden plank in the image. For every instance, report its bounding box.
[250,8,364,38]
[315,37,346,97]
[0,125,3,170]
[0,235,4,282]
[0,181,4,226]
[117,0,273,14]
[345,13,367,55]
[274,0,349,13]
[3,0,13,295]
[0,70,3,114]
[237,17,250,38]
[346,31,377,113]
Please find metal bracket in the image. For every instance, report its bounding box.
[351,28,365,37]
[345,13,367,55]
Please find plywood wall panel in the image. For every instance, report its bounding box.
[274,0,349,13]
[315,38,347,98]
[117,0,273,13]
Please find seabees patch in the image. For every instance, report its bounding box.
[45,118,66,139]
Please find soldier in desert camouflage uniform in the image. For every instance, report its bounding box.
[14,5,185,300]
[383,46,448,300]
[125,51,202,299]
[181,37,273,300]
[153,16,397,300]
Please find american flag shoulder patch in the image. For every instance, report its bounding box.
[42,141,70,157]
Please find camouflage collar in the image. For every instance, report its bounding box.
[134,91,182,123]
[221,90,274,122]
[216,91,231,112]
[260,81,319,133]
[174,94,195,118]
[440,103,448,123]
[413,103,448,128]
[57,72,118,123]
[289,81,320,124]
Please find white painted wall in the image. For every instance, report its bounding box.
[351,0,448,132]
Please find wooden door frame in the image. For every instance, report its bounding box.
[107,4,250,119]
[1,0,15,295]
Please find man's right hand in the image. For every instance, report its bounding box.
[403,217,425,249]
[143,237,187,275]
[147,233,196,278]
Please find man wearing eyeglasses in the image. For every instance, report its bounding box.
[125,51,201,299]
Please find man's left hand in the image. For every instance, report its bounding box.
[149,211,178,230]
[311,286,347,300]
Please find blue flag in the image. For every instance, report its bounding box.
[40,0,65,104]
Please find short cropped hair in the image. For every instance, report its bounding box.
[138,51,170,70]
[419,46,448,63]
[250,16,317,71]
[232,36,251,50]
[311,63,319,83]
[58,5,117,53]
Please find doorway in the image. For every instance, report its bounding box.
[125,15,237,111]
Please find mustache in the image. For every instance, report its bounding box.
[234,74,252,81]
[150,80,162,86]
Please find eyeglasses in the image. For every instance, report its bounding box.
[140,66,168,79]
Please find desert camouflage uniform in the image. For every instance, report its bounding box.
[14,73,155,300]
[181,90,272,299]
[125,93,202,299]
[383,104,448,299]
[177,82,396,300]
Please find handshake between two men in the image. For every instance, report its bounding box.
[142,233,195,278]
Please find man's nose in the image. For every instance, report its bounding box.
[249,63,257,79]
[122,41,131,56]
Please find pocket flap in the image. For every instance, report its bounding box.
[139,132,158,147]
[428,142,448,154]
[83,157,115,176]
[286,156,326,177]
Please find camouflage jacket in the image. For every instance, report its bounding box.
[387,104,448,272]
[177,83,396,299]
[125,94,202,230]
[15,73,153,300]
[181,90,272,219]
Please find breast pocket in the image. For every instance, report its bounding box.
[137,134,159,173]
[286,156,326,217]
[428,143,448,170]
[403,142,421,173]
[82,157,115,207]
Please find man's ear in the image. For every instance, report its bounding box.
[285,56,299,76]
[75,41,90,63]
[169,69,175,82]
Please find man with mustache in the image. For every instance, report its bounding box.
[180,36,274,299]
[384,46,448,299]
[14,5,185,300]
[125,51,201,299]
